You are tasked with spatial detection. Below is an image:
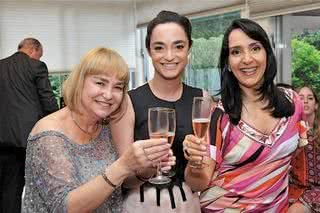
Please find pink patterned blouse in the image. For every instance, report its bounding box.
[201,89,304,212]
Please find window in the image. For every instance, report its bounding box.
[291,30,320,92]
[138,11,241,96]
[184,11,241,98]
[49,72,69,108]
[49,69,134,108]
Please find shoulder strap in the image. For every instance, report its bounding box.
[209,108,223,146]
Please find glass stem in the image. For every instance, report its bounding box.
[157,161,162,176]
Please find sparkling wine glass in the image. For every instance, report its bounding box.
[148,107,171,185]
[163,108,176,177]
[191,96,212,168]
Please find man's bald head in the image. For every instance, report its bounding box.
[18,38,43,60]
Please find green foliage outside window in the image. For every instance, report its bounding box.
[291,31,320,94]
[191,36,222,69]
[296,31,320,50]
[49,73,69,108]
[48,75,60,98]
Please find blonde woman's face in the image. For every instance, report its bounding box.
[81,73,124,120]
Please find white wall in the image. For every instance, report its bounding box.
[0,1,136,72]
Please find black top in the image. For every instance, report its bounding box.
[0,52,58,148]
[129,83,202,181]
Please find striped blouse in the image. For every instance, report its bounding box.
[201,89,304,212]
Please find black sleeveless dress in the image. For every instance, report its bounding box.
[123,83,202,212]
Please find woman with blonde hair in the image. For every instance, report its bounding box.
[22,47,171,212]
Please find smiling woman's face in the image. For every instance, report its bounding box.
[228,28,267,90]
[81,73,124,120]
[149,22,190,80]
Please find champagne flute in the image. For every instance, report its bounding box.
[148,107,171,185]
[191,96,212,168]
[163,108,176,177]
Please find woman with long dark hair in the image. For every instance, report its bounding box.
[183,19,306,212]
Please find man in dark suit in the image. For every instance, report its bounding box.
[0,38,58,212]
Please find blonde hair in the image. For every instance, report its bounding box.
[63,47,129,121]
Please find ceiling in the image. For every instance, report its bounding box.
[293,8,320,16]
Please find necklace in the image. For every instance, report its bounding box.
[70,111,99,140]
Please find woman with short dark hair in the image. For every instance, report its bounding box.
[111,10,203,213]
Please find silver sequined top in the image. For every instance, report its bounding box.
[22,126,123,213]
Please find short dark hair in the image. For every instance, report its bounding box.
[145,10,192,51]
[17,38,42,51]
[219,18,294,124]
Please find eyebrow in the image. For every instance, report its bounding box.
[151,40,186,46]
[229,41,262,49]
[92,76,124,85]
[93,76,107,81]
[300,94,314,98]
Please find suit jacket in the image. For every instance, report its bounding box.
[0,52,58,148]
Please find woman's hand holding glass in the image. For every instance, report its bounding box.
[183,134,208,168]
[160,149,176,172]
[161,108,176,177]
[148,107,172,184]
[191,96,212,168]
[120,138,171,176]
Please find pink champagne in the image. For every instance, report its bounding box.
[167,132,175,145]
[150,132,168,139]
[192,118,210,139]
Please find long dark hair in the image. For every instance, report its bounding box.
[219,18,294,125]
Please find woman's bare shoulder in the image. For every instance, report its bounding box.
[31,108,69,135]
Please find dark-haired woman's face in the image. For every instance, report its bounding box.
[298,87,318,116]
[228,29,267,90]
[149,23,190,80]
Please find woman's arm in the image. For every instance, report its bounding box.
[28,133,170,212]
[110,95,156,187]
[67,158,130,212]
[67,139,170,212]
[110,95,135,155]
